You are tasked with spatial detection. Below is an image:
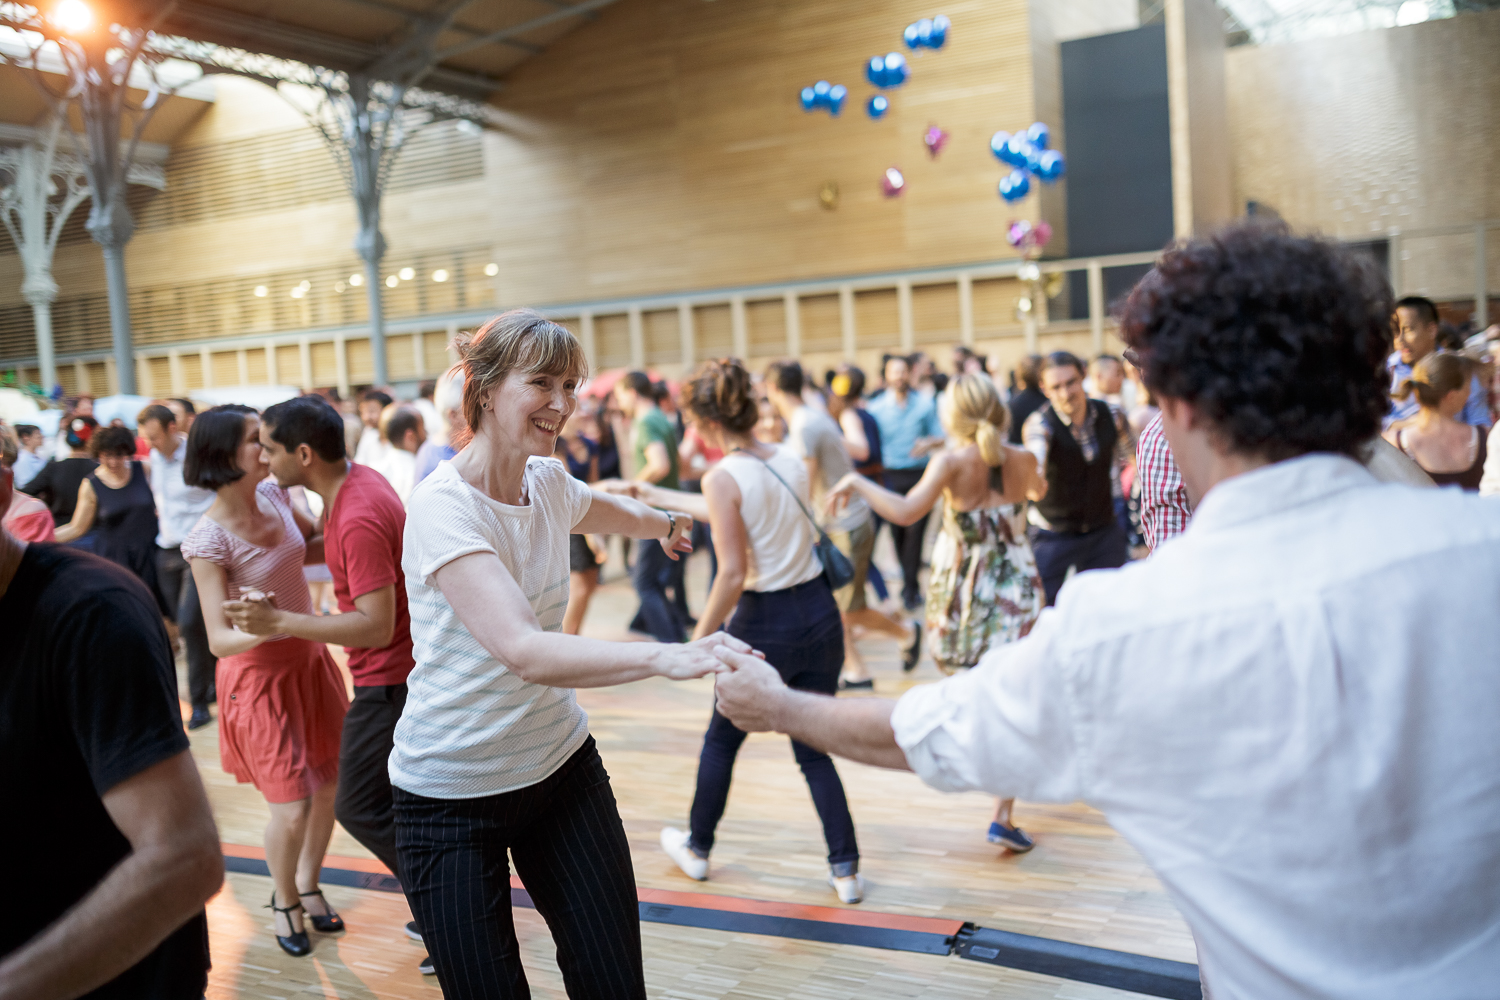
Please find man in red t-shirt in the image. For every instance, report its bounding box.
[224,396,431,975]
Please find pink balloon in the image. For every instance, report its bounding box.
[882,166,906,197]
[923,125,950,158]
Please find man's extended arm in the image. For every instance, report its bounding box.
[0,751,223,1000]
[223,584,396,647]
[711,648,911,770]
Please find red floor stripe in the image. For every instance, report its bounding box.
[222,842,963,936]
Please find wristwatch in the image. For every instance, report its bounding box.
[664,511,677,540]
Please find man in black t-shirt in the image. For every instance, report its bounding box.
[0,459,223,1000]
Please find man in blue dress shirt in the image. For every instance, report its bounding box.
[866,355,944,613]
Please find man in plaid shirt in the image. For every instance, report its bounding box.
[1135,413,1192,551]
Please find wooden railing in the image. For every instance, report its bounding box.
[7,250,1163,398]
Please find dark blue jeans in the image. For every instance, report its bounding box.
[630,536,687,642]
[1028,521,1129,607]
[688,576,859,871]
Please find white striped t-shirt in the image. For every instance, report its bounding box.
[390,457,595,799]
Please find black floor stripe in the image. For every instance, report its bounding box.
[222,859,1200,998]
[956,925,1202,1000]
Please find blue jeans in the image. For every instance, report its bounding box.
[688,576,859,871]
[1028,521,1129,607]
[630,537,687,642]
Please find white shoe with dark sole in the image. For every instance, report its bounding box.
[660,826,708,880]
[828,873,865,904]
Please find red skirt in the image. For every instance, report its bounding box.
[216,636,348,804]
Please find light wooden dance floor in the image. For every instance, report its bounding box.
[189,551,1195,999]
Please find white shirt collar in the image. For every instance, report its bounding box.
[1188,453,1375,537]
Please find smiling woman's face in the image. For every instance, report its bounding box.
[483,368,580,457]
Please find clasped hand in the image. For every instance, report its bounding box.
[709,646,787,732]
[222,590,280,635]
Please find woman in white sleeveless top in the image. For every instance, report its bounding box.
[393,311,757,998]
[620,358,864,904]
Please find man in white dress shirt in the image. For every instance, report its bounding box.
[711,222,1500,1000]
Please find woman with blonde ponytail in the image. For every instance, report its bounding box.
[826,372,1046,851]
[1383,351,1488,490]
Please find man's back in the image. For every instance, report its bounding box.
[1054,456,1500,997]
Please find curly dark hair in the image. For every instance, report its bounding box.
[679,358,758,435]
[89,426,138,459]
[1118,221,1391,461]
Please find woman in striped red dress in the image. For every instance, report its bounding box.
[182,405,348,958]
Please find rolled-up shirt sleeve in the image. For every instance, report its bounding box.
[891,611,1085,803]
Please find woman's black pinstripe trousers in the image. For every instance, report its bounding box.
[394,736,644,999]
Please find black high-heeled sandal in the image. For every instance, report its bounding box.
[267,893,311,956]
[298,888,346,933]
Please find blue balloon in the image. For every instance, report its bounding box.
[915,18,934,47]
[828,84,847,115]
[989,130,1011,160]
[1001,133,1033,168]
[1036,149,1065,182]
[866,56,886,86]
[930,14,950,48]
[867,94,890,119]
[813,80,832,100]
[1026,121,1050,150]
[800,87,818,112]
[999,170,1031,202]
[903,22,921,48]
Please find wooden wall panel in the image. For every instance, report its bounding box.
[643,309,681,366]
[799,293,842,355]
[912,282,961,346]
[694,304,733,359]
[311,342,338,386]
[179,352,204,391]
[971,277,1025,338]
[594,314,631,368]
[346,338,375,384]
[853,288,900,351]
[275,345,302,387]
[424,332,456,377]
[245,347,268,384]
[210,351,238,387]
[146,356,172,395]
[386,334,418,382]
[746,299,787,359]
[483,0,1041,306]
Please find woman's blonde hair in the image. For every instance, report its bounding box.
[1394,351,1474,410]
[452,308,588,447]
[944,373,1009,466]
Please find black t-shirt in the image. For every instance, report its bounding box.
[20,457,97,525]
[0,544,210,999]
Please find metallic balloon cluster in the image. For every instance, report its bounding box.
[865,51,910,89]
[990,122,1065,202]
[1007,218,1053,254]
[800,79,849,116]
[903,15,951,50]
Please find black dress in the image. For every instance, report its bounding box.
[89,463,168,615]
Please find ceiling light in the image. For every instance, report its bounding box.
[50,0,93,34]
[298,279,311,291]
[432,269,449,282]
[253,285,268,297]
[335,281,347,293]
[290,286,305,299]
[385,275,399,288]
[398,267,415,281]
[349,273,364,286]
[484,263,499,276]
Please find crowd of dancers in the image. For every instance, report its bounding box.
[2,220,1499,1000]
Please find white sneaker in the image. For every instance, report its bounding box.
[828,872,864,904]
[660,827,708,881]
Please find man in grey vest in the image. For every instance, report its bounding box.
[1020,352,1130,605]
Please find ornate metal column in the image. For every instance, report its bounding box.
[1,2,180,396]
[0,111,89,392]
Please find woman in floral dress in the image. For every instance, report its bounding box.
[826,373,1046,851]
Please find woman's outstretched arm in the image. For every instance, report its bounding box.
[825,452,951,526]
[433,550,755,688]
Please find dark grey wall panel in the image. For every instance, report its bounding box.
[1062,24,1174,318]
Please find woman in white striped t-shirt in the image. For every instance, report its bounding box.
[393,309,758,999]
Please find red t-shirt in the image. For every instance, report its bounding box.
[323,463,414,687]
